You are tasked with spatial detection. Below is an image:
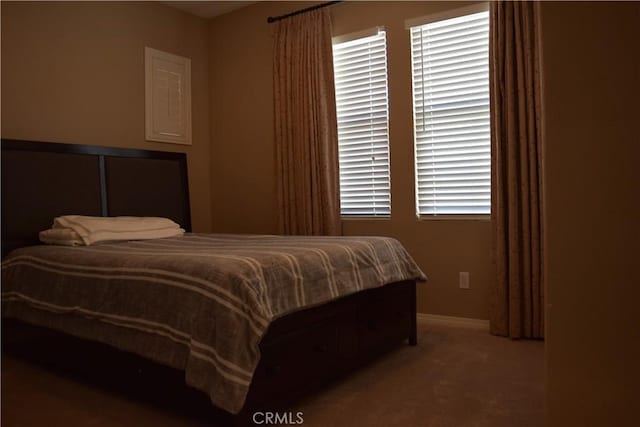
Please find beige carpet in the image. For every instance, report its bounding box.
[1,319,543,426]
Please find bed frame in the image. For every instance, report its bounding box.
[1,139,417,426]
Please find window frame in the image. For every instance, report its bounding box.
[332,26,392,219]
[407,3,492,220]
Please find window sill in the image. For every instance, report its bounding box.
[340,216,391,220]
[417,214,491,221]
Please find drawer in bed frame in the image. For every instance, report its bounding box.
[245,280,417,410]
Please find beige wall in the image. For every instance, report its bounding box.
[1,1,212,232]
[540,2,640,426]
[209,1,493,319]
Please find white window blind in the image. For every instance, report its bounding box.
[410,11,491,215]
[333,29,391,217]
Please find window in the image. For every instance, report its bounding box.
[333,28,391,217]
[410,10,491,216]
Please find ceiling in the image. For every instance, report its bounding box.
[163,1,256,19]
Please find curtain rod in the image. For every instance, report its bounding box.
[267,1,342,24]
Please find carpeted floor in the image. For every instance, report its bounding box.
[1,318,543,426]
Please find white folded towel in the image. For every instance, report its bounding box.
[39,228,84,246]
[41,215,184,246]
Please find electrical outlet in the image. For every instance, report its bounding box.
[459,272,470,289]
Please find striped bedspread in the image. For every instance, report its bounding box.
[1,233,426,414]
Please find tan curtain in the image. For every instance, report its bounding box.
[489,1,544,339]
[273,9,341,236]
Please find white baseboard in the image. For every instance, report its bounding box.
[417,313,490,331]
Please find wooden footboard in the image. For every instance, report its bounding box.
[243,280,417,416]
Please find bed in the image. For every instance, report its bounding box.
[1,139,425,425]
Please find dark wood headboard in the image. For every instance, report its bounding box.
[1,139,191,256]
